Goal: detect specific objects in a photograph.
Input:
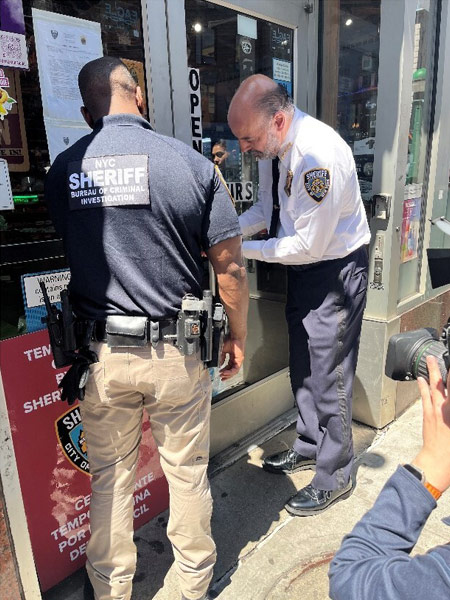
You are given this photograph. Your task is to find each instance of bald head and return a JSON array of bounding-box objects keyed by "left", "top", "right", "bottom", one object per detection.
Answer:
[
  {"left": 229, "top": 75, "right": 293, "bottom": 122},
  {"left": 228, "top": 75, "right": 294, "bottom": 159},
  {"left": 78, "top": 56, "right": 143, "bottom": 125}
]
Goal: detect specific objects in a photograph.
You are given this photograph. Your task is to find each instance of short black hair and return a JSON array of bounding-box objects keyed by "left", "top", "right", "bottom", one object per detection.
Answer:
[
  {"left": 78, "top": 56, "right": 136, "bottom": 117},
  {"left": 212, "top": 139, "right": 228, "bottom": 149}
]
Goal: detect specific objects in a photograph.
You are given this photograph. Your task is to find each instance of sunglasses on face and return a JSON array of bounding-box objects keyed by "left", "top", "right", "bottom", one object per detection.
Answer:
[{"left": 212, "top": 151, "right": 226, "bottom": 158}]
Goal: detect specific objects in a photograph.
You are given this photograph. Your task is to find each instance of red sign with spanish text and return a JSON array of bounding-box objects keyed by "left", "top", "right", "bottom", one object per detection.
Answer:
[{"left": 0, "top": 330, "right": 169, "bottom": 591}]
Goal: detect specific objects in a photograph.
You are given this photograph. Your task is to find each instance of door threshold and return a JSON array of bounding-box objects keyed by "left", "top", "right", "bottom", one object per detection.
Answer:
[{"left": 209, "top": 407, "right": 297, "bottom": 478}]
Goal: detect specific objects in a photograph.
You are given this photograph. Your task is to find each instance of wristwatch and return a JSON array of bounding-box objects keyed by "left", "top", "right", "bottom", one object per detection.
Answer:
[{"left": 403, "top": 463, "right": 442, "bottom": 500}]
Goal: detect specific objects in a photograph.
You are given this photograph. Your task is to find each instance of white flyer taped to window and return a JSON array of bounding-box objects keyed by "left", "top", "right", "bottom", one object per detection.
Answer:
[
  {"left": 32, "top": 9, "right": 103, "bottom": 122},
  {"left": 0, "top": 158, "right": 14, "bottom": 210}
]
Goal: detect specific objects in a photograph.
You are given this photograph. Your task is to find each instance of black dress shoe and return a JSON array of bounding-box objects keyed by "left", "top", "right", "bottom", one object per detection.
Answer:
[
  {"left": 285, "top": 480, "right": 353, "bottom": 516},
  {"left": 263, "top": 448, "right": 316, "bottom": 474}
]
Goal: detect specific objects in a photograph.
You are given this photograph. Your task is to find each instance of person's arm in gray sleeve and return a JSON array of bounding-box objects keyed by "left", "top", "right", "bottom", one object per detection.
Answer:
[
  {"left": 329, "top": 466, "right": 450, "bottom": 600},
  {"left": 207, "top": 236, "right": 248, "bottom": 381},
  {"left": 329, "top": 355, "right": 450, "bottom": 600}
]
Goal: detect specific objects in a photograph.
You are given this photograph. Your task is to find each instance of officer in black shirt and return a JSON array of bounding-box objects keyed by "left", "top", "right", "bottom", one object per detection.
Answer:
[{"left": 45, "top": 56, "right": 248, "bottom": 600}]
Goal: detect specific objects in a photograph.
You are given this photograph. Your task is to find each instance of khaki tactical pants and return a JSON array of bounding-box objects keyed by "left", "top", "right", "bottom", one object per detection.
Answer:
[{"left": 80, "top": 342, "right": 216, "bottom": 600}]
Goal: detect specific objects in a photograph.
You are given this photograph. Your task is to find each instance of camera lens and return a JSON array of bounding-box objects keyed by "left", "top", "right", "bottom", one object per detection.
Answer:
[
  {"left": 411, "top": 338, "right": 447, "bottom": 382},
  {"left": 385, "top": 328, "right": 448, "bottom": 383}
]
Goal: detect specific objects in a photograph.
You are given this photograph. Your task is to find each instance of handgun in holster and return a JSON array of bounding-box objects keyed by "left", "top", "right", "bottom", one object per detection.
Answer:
[
  {"left": 40, "top": 282, "right": 97, "bottom": 405},
  {"left": 174, "top": 291, "right": 227, "bottom": 368},
  {"left": 40, "top": 281, "right": 77, "bottom": 367}
]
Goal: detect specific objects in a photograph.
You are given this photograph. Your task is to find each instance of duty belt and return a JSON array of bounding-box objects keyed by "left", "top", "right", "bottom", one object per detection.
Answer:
[{"left": 91, "top": 316, "right": 178, "bottom": 348}]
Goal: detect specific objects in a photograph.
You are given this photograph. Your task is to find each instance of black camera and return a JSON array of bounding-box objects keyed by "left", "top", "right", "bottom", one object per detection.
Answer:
[
  {"left": 385, "top": 320, "right": 449, "bottom": 383},
  {"left": 384, "top": 232, "right": 450, "bottom": 384}
]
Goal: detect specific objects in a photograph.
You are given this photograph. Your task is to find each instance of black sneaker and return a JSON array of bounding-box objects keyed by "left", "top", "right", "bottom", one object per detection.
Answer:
[
  {"left": 285, "top": 480, "right": 353, "bottom": 516},
  {"left": 263, "top": 448, "right": 316, "bottom": 474}
]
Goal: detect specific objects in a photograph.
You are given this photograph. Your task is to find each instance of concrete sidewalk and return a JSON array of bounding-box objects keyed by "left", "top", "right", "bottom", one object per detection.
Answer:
[{"left": 44, "top": 399, "right": 450, "bottom": 600}]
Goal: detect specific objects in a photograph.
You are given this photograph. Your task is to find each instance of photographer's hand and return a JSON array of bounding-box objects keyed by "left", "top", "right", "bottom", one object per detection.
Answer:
[{"left": 412, "top": 355, "right": 450, "bottom": 494}]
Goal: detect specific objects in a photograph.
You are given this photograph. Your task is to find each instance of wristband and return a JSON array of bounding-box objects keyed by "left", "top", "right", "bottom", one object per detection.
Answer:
[{"left": 424, "top": 481, "right": 442, "bottom": 500}]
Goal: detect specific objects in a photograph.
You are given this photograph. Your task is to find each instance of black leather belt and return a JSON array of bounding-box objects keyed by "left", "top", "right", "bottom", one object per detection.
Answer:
[
  {"left": 92, "top": 316, "right": 178, "bottom": 347},
  {"left": 288, "top": 262, "right": 322, "bottom": 272},
  {"left": 288, "top": 248, "right": 368, "bottom": 273}
]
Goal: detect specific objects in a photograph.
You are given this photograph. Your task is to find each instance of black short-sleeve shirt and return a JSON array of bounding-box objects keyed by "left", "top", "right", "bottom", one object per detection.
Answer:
[{"left": 45, "top": 114, "right": 241, "bottom": 319}]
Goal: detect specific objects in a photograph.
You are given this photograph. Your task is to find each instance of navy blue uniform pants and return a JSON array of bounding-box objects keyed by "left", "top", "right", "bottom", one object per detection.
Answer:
[{"left": 286, "top": 246, "right": 368, "bottom": 491}]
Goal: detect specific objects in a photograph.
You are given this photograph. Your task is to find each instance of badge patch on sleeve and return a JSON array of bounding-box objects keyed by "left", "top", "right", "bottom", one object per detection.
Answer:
[
  {"left": 215, "top": 164, "right": 234, "bottom": 205},
  {"left": 67, "top": 154, "right": 149, "bottom": 210},
  {"left": 304, "top": 168, "right": 330, "bottom": 203}
]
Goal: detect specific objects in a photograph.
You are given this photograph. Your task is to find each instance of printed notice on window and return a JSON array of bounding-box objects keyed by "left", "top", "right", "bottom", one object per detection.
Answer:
[
  {"left": 32, "top": 9, "right": 103, "bottom": 122},
  {"left": 273, "top": 58, "right": 291, "bottom": 82},
  {"left": 273, "top": 58, "right": 292, "bottom": 96},
  {"left": 400, "top": 185, "right": 422, "bottom": 264},
  {"left": 45, "top": 120, "right": 90, "bottom": 164},
  {"left": 0, "top": 158, "right": 14, "bottom": 210}
]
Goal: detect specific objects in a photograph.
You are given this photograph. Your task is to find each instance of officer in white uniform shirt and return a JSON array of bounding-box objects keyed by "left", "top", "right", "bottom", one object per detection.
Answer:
[{"left": 228, "top": 74, "right": 371, "bottom": 516}]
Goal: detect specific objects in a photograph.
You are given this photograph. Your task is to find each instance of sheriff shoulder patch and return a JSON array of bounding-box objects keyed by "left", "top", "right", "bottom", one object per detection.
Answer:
[
  {"left": 215, "top": 164, "right": 234, "bottom": 205},
  {"left": 304, "top": 168, "right": 331, "bottom": 203}
]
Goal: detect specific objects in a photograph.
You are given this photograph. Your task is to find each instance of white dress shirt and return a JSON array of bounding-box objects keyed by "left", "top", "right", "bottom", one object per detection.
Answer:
[{"left": 239, "top": 108, "right": 371, "bottom": 264}]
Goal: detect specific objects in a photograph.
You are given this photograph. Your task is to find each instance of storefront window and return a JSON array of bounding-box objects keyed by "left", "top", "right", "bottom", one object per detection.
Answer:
[
  {"left": 185, "top": 0, "right": 294, "bottom": 387},
  {"left": 319, "top": 0, "right": 380, "bottom": 208},
  {"left": 398, "top": 0, "right": 437, "bottom": 301},
  {"left": 0, "top": 0, "right": 147, "bottom": 340}
]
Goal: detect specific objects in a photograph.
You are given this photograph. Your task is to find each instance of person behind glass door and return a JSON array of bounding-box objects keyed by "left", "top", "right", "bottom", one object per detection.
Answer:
[
  {"left": 329, "top": 355, "right": 450, "bottom": 599},
  {"left": 45, "top": 56, "right": 248, "bottom": 600},
  {"left": 228, "top": 74, "right": 370, "bottom": 517},
  {"left": 211, "top": 139, "right": 230, "bottom": 170},
  {"left": 210, "top": 139, "right": 241, "bottom": 204}
]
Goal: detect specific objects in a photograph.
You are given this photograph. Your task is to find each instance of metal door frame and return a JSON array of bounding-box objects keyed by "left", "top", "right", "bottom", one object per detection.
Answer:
[
  {"left": 366, "top": 0, "right": 440, "bottom": 320},
  {"left": 353, "top": 0, "right": 450, "bottom": 427},
  {"left": 144, "top": 0, "right": 319, "bottom": 136}
]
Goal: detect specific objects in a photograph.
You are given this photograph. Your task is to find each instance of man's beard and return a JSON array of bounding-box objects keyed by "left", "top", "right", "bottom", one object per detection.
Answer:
[{"left": 251, "top": 129, "right": 280, "bottom": 160}]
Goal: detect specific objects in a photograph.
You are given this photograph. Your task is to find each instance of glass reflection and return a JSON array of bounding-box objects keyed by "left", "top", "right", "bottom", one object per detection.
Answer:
[{"left": 398, "top": 0, "right": 437, "bottom": 300}]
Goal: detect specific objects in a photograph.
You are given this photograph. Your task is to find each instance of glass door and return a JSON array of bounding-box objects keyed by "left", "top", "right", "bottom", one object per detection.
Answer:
[
  {"left": 183, "top": 0, "right": 301, "bottom": 397},
  {"left": 319, "top": 0, "right": 381, "bottom": 216}
]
